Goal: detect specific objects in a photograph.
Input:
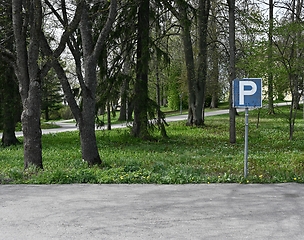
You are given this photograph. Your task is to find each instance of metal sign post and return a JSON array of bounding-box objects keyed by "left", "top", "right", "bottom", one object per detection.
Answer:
[
  {"left": 244, "top": 108, "right": 249, "bottom": 178},
  {"left": 233, "top": 78, "right": 262, "bottom": 178}
]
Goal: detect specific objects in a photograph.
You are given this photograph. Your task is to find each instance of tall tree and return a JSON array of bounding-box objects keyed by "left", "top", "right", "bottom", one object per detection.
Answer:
[
  {"left": 12, "top": 0, "right": 44, "bottom": 168},
  {"left": 268, "top": 0, "right": 275, "bottom": 114},
  {"left": 274, "top": 0, "right": 304, "bottom": 140},
  {"left": 0, "top": 1, "right": 20, "bottom": 146},
  {"left": 118, "top": 54, "right": 132, "bottom": 122},
  {"left": 41, "top": 69, "right": 63, "bottom": 121},
  {"left": 207, "top": 0, "right": 221, "bottom": 109},
  {"left": 163, "top": 0, "right": 210, "bottom": 127},
  {"left": 43, "top": 0, "right": 117, "bottom": 165},
  {"left": 131, "top": 0, "right": 150, "bottom": 138},
  {"left": 227, "top": 0, "right": 236, "bottom": 144},
  {"left": 6, "top": 0, "right": 84, "bottom": 169},
  {"left": 110, "top": 1, "right": 137, "bottom": 122},
  {"left": 197, "top": 0, "right": 211, "bottom": 124},
  {"left": 175, "top": 0, "right": 198, "bottom": 126},
  {"left": 0, "top": 64, "right": 21, "bottom": 146}
]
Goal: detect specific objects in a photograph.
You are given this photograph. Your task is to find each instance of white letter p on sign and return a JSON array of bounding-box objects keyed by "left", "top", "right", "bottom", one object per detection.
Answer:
[{"left": 239, "top": 81, "right": 257, "bottom": 105}]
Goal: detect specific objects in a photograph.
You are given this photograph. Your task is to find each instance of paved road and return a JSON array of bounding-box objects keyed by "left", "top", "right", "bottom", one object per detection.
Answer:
[
  {"left": 0, "top": 102, "right": 292, "bottom": 138},
  {"left": 4, "top": 109, "right": 234, "bottom": 138},
  {"left": 1, "top": 183, "right": 303, "bottom": 240},
  {"left": 6, "top": 102, "right": 292, "bottom": 138}
]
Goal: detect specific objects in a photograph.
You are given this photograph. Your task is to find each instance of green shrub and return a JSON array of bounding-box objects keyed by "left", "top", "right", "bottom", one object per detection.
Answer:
[{"left": 58, "top": 105, "right": 74, "bottom": 120}]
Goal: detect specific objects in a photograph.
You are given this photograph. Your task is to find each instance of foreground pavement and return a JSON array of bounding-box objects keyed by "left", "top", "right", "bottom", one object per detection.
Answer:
[{"left": 1, "top": 183, "right": 304, "bottom": 239}]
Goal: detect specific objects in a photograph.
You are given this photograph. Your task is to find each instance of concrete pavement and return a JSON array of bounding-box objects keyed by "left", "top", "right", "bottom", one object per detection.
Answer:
[{"left": 1, "top": 183, "right": 304, "bottom": 239}]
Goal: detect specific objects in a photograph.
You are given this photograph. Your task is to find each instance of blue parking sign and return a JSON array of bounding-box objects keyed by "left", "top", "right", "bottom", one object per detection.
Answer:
[{"left": 233, "top": 78, "right": 262, "bottom": 108}]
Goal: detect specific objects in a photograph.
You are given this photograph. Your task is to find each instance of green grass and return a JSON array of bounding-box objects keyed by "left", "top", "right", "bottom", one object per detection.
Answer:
[{"left": 1, "top": 105, "right": 304, "bottom": 184}]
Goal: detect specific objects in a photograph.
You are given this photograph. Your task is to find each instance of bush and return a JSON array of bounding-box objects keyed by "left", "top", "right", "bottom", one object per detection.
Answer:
[
  {"left": 48, "top": 110, "right": 61, "bottom": 120},
  {"left": 58, "top": 106, "right": 74, "bottom": 120}
]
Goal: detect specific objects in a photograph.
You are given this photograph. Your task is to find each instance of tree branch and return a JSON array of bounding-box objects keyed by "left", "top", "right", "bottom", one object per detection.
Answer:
[
  {"left": 92, "top": 0, "right": 117, "bottom": 61},
  {"left": 44, "top": 0, "right": 84, "bottom": 58},
  {"left": 40, "top": 32, "right": 81, "bottom": 121},
  {"left": 0, "top": 46, "right": 16, "bottom": 67}
]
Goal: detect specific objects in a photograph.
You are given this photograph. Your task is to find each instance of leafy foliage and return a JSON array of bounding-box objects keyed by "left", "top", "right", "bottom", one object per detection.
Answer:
[{"left": 41, "top": 69, "right": 64, "bottom": 121}]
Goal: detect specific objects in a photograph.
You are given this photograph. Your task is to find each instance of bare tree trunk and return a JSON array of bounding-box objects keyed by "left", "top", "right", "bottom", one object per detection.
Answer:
[
  {"left": 0, "top": 4, "right": 20, "bottom": 147},
  {"left": 44, "top": 0, "right": 117, "bottom": 166},
  {"left": 79, "top": 91, "right": 101, "bottom": 165},
  {"left": 132, "top": 0, "right": 150, "bottom": 138},
  {"left": 196, "top": 0, "right": 211, "bottom": 125},
  {"left": 107, "top": 101, "right": 111, "bottom": 130},
  {"left": 228, "top": 0, "right": 236, "bottom": 144},
  {"left": 78, "top": 4, "right": 102, "bottom": 165},
  {"left": 12, "top": 0, "right": 43, "bottom": 169},
  {"left": 268, "top": 0, "right": 275, "bottom": 114},
  {"left": 209, "top": 47, "right": 220, "bottom": 109},
  {"left": 287, "top": 0, "right": 303, "bottom": 140},
  {"left": 118, "top": 51, "right": 131, "bottom": 121},
  {"left": 164, "top": 1, "right": 209, "bottom": 127},
  {"left": 209, "top": 1, "right": 220, "bottom": 109},
  {"left": 1, "top": 66, "right": 20, "bottom": 146},
  {"left": 175, "top": 2, "right": 197, "bottom": 126},
  {"left": 118, "top": 78, "right": 129, "bottom": 121}
]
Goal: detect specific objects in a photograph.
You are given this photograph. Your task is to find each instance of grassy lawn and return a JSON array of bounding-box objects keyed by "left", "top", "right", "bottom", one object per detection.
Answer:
[{"left": 1, "top": 105, "right": 304, "bottom": 184}]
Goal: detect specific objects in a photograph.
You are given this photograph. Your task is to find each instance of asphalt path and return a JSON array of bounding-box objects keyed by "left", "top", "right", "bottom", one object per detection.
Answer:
[
  {"left": 1, "top": 101, "right": 294, "bottom": 138},
  {"left": 4, "top": 102, "right": 292, "bottom": 138},
  {"left": 0, "top": 101, "right": 293, "bottom": 140},
  {"left": 1, "top": 183, "right": 304, "bottom": 239},
  {"left": 5, "top": 108, "right": 235, "bottom": 138}
]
